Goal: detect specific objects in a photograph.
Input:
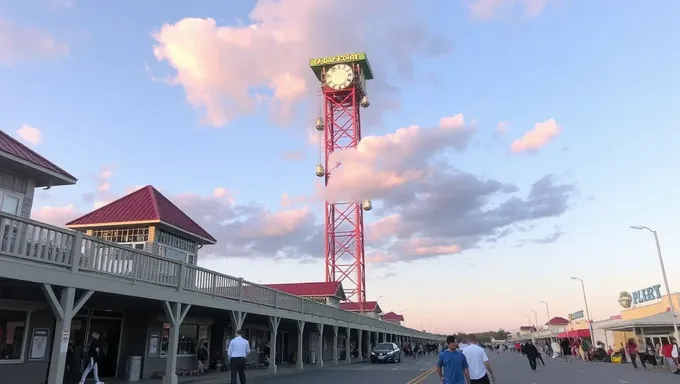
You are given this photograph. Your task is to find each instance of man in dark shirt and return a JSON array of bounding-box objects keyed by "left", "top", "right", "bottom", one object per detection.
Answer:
[
  {"left": 80, "top": 332, "right": 103, "bottom": 384},
  {"left": 437, "top": 335, "right": 470, "bottom": 384},
  {"left": 524, "top": 341, "right": 540, "bottom": 371}
]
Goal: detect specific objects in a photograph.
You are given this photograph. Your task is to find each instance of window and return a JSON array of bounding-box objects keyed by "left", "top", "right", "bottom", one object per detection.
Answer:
[
  {"left": 0, "top": 190, "right": 21, "bottom": 216},
  {"left": 157, "top": 230, "right": 197, "bottom": 254},
  {"left": 0, "top": 310, "right": 27, "bottom": 361},
  {"left": 159, "top": 323, "right": 207, "bottom": 356},
  {"left": 91, "top": 227, "right": 149, "bottom": 243}
]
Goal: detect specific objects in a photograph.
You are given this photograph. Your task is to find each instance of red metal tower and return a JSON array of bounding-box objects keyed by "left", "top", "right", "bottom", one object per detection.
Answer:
[{"left": 310, "top": 53, "right": 373, "bottom": 303}]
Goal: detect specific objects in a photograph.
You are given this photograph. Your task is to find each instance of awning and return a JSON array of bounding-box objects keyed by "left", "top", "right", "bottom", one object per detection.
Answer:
[
  {"left": 558, "top": 329, "right": 591, "bottom": 338},
  {"left": 598, "top": 311, "right": 676, "bottom": 331}
]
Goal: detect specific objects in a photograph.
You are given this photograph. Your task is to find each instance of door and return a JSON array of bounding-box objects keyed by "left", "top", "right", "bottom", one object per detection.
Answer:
[{"left": 88, "top": 318, "right": 122, "bottom": 377}]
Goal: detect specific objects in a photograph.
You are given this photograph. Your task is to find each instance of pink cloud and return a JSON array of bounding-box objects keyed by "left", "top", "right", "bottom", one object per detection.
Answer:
[
  {"left": 150, "top": 0, "right": 452, "bottom": 127},
  {"left": 469, "top": 0, "right": 551, "bottom": 20},
  {"left": 16, "top": 125, "right": 42, "bottom": 146},
  {"left": 31, "top": 204, "right": 80, "bottom": 227},
  {"left": 0, "top": 17, "right": 68, "bottom": 66},
  {"left": 324, "top": 113, "right": 475, "bottom": 202},
  {"left": 510, "top": 118, "right": 561, "bottom": 153}
]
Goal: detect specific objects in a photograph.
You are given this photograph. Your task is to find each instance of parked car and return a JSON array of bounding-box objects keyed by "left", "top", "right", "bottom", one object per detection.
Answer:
[{"left": 370, "top": 342, "right": 401, "bottom": 363}]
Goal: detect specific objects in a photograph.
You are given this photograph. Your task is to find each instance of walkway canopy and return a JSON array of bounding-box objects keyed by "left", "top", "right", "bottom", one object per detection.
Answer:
[{"left": 598, "top": 311, "right": 676, "bottom": 331}]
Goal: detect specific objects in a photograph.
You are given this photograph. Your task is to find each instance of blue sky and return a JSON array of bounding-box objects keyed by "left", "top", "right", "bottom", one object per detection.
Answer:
[{"left": 1, "top": 0, "right": 679, "bottom": 332}]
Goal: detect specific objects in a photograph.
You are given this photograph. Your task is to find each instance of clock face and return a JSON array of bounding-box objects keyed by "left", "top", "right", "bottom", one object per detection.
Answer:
[{"left": 325, "top": 64, "right": 354, "bottom": 90}]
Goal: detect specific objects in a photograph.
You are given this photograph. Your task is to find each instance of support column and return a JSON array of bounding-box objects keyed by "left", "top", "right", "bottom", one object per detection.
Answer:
[
  {"left": 43, "top": 285, "right": 94, "bottom": 384},
  {"left": 316, "top": 323, "right": 324, "bottom": 367},
  {"left": 358, "top": 329, "right": 363, "bottom": 360},
  {"left": 229, "top": 310, "right": 247, "bottom": 337},
  {"left": 162, "top": 301, "right": 191, "bottom": 384},
  {"left": 345, "top": 327, "right": 351, "bottom": 363},
  {"left": 268, "top": 316, "right": 280, "bottom": 373},
  {"left": 296, "top": 320, "right": 305, "bottom": 370},
  {"left": 332, "top": 325, "right": 339, "bottom": 364}
]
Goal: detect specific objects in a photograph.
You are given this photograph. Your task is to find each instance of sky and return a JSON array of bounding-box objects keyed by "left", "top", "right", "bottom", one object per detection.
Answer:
[{"left": 1, "top": 0, "right": 679, "bottom": 334}]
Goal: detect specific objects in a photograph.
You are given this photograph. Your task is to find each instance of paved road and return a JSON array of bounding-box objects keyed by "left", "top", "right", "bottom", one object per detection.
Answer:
[
  {"left": 252, "top": 351, "right": 680, "bottom": 384},
  {"left": 251, "top": 355, "right": 439, "bottom": 384}
]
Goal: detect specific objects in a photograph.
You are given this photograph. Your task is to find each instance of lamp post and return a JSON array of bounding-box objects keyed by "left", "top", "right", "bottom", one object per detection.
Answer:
[
  {"left": 526, "top": 314, "right": 535, "bottom": 343},
  {"left": 630, "top": 226, "right": 680, "bottom": 342},
  {"left": 540, "top": 301, "right": 553, "bottom": 342},
  {"left": 570, "top": 277, "right": 595, "bottom": 342}
]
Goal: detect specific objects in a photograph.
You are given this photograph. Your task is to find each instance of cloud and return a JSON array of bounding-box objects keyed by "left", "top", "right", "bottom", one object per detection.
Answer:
[
  {"left": 0, "top": 17, "right": 68, "bottom": 66},
  {"left": 497, "top": 121, "right": 509, "bottom": 133},
  {"left": 16, "top": 125, "right": 42, "bottom": 146},
  {"left": 468, "top": 0, "right": 551, "bottom": 20},
  {"left": 282, "top": 150, "right": 305, "bottom": 161},
  {"left": 510, "top": 118, "right": 561, "bottom": 153},
  {"left": 150, "top": 0, "right": 452, "bottom": 126},
  {"left": 31, "top": 204, "right": 80, "bottom": 227}
]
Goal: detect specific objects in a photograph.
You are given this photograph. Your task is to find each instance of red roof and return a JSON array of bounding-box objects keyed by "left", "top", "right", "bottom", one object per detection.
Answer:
[
  {"left": 558, "top": 329, "right": 591, "bottom": 338},
  {"left": 265, "top": 282, "right": 346, "bottom": 299},
  {"left": 66, "top": 185, "right": 216, "bottom": 243},
  {"left": 339, "top": 301, "right": 381, "bottom": 313},
  {"left": 546, "top": 316, "right": 570, "bottom": 326},
  {"left": 381, "top": 311, "right": 404, "bottom": 321},
  {"left": 0, "top": 130, "right": 76, "bottom": 184}
]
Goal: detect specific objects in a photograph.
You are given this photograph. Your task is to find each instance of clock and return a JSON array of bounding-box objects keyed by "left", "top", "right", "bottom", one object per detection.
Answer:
[{"left": 325, "top": 64, "right": 354, "bottom": 90}]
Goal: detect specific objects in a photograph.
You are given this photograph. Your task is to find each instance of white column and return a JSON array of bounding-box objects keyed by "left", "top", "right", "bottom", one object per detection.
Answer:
[
  {"left": 43, "top": 285, "right": 93, "bottom": 384},
  {"left": 268, "top": 316, "right": 280, "bottom": 373},
  {"left": 316, "top": 323, "right": 324, "bottom": 367},
  {"left": 296, "top": 320, "right": 305, "bottom": 370},
  {"left": 229, "top": 310, "right": 247, "bottom": 337},
  {"left": 162, "top": 301, "right": 191, "bottom": 384},
  {"left": 332, "top": 325, "right": 339, "bottom": 364}
]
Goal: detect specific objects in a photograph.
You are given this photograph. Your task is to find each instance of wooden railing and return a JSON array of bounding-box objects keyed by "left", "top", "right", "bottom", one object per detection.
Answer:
[{"left": 0, "top": 213, "right": 441, "bottom": 339}]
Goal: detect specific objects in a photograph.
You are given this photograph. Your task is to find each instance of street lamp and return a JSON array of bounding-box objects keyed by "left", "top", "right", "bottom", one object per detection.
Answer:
[
  {"left": 540, "top": 301, "right": 554, "bottom": 342},
  {"left": 630, "top": 225, "right": 680, "bottom": 342},
  {"left": 525, "top": 314, "right": 535, "bottom": 343},
  {"left": 570, "top": 277, "right": 595, "bottom": 342}
]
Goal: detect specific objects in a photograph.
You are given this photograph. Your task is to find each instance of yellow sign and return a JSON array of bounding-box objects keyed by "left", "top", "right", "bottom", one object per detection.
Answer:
[{"left": 309, "top": 52, "right": 366, "bottom": 67}]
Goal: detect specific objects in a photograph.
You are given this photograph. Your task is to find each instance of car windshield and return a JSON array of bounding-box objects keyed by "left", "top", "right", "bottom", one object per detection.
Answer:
[{"left": 374, "top": 343, "right": 393, "bottom": 350}]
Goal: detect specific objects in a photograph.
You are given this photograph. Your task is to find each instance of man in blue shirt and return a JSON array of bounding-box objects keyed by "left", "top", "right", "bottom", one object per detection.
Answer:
[{"left": 437, "top": 335, "right": 470, "bottom": 384}]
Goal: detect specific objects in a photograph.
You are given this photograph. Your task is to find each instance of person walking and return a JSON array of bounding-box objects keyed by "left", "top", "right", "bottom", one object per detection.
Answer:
[
  {"left": 462, "top": 335, "right": 495, "bottom": 384},
  {"left": 524, "top": 341, "right": 540, "bottom": 371},
  {"left": 79, "top": 332, "right": 103, "bottom": 384},
  {"left": 626, "top": 338, "right": 646, "bottom": 370},
  {"left": 227, "top": 329, "right": 250, "bottom": 384},
  {"left": 436, "top": 335, "right": 470, "bottom": 384}
]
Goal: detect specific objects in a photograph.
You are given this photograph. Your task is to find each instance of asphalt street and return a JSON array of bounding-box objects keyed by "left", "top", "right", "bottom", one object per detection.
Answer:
[{"left": 251, "top": 351, "right": 680, "bottom": 384}]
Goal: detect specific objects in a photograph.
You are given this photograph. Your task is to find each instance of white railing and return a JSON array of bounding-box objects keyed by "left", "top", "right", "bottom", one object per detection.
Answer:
[{"left": 0, "top": 213, "right": 442, "bottom": 340}]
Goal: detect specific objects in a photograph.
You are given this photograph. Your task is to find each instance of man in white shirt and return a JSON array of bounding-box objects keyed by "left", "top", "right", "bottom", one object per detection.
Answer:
[
  {"left": 462, "top": 335, "right": 495, "bottom": 384},
  {"left": 227, "top": 329, "right": 251, "bottom": 384}
]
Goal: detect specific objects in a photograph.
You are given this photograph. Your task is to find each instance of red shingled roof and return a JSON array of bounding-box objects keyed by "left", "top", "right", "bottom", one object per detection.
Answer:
[
  {"left": 381, "top": 311, "right": 404, "bottom": 321},
  {"left": 66, "top": 185, "right": 216, "bottom": 243},
  {"left": 545, "top": 316, "right": 570, "bottom": 326},
  {"left": 0, "top": 130, "right": 76, "bottom": 183},
  {"left": 265, "top": 282, "right": 346, "bottom": 300},
  {"left": 339, "top": 301, "right": 381, "bottom": 313}
]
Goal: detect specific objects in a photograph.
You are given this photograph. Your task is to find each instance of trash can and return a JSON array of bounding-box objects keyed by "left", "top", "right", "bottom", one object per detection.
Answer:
[{"left": 125, "top": 356, "right": 142, "bottom": 381}]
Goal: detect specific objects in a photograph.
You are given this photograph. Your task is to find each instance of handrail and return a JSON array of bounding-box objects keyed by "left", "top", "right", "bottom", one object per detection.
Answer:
[{"left": 0, "top": 212, "right": 442, "bottom": 340}]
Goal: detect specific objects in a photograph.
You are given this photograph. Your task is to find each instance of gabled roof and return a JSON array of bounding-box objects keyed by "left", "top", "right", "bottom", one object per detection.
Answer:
[
  {"left": 265, "top": 282, "right": 346, "bottom": 300},
  {"left": 66, "top": 185, "right": 216, "bottom": 244},
  {"left": 381, "top": 311, "right": 404, "bottom": 321},
  {"left": 545, "top": 316, "right": 570, "bottom": 326},
  {"left": 339, "top": 301, "right": 381, "bottom": 313},
  {"left": 0, "top": 130, "right": 76, "bottom": 186}
]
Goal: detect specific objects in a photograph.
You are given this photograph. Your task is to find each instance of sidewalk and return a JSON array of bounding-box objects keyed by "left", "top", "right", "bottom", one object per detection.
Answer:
[{"left": 108, "top": 359, "right": 368, "bottom": 383}]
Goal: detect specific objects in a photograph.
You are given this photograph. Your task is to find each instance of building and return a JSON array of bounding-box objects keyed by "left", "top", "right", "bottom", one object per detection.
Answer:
[
  {"left": 381, "top": 312, "right": 404, "bottom": 325},
  {"left": 0, "top": 134, "right": 442, "bottom": 384},
  {"left": 264, "top": 282, "right": 346, "bottom": 307},
  {"left": 594, "top": 284, "right": 680, "bottom": 349},
  {"left": 339, "top": 301, "right": 382, "bottom": 319}
]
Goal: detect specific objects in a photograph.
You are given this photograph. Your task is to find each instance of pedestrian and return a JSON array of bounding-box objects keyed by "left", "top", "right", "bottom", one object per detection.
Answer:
[
  {"left": 227, "top": 329, "right": 250, "bottom": 384},
  {"left": 462, "top": 335, "right": 496, "bottom": 383},
  {"left": 662, "top": 338, "right": 680, "bottom": 374},
  {"left": 626, "top": 338, "right": 646, "bottom": 370},
  {"left": 436, "top": 336, "right": 470, "bottom": 384},
  {"left": 197, "top": 339, "right": 209, "bottom": 375},
  {"left": 79, "top": 332, "right": 104, "bottom": 384},
  {"left": 524, "top": 341, "right": 540, "bottom": 371}
]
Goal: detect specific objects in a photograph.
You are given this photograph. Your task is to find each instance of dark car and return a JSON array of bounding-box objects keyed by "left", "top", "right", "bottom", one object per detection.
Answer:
[{"left": 370, "top": 342, "right": 401, "bottom": 363}]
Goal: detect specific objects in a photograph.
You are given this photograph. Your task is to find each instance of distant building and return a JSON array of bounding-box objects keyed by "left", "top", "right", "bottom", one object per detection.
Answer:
[
  {"left": 381, "top": 311, "right": 405, "bottom": 325},
  {"left": 265, "top": 282, "right": 346, "bottom": 307},
  {"left": 339, "top": 301, "right": 382, "bottom": 319}
]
